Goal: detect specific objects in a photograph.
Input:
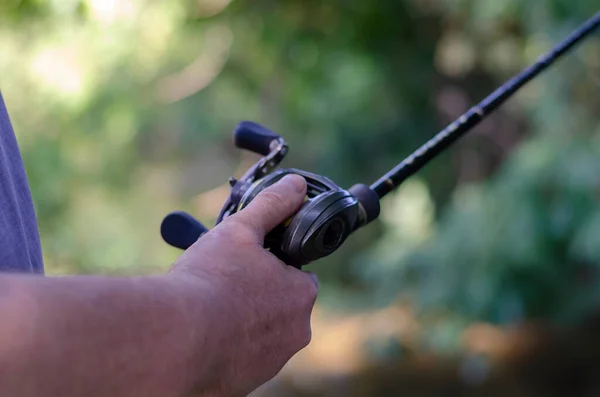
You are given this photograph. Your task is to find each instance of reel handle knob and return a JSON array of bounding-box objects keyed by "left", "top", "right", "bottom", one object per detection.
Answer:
[
  {"left": 234, "top": 121, "right": 282, "bottom": 156},
  {"left": 161, "top": 211, "right": 208, "bottom": 250}
]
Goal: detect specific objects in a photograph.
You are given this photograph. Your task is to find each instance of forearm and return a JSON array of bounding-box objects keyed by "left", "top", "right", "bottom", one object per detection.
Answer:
[{"left": 0, "top": 274, "right": 220, "bottom": 397}]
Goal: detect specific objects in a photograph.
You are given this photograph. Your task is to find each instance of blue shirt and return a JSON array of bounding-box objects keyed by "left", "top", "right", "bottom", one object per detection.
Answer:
[{"left": 0, "top": 93, "right": 44, "bottom": 274}]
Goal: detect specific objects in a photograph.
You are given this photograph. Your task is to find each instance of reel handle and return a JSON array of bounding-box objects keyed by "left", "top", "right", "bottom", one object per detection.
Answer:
[
  {"left": 161, "top": 211, "right": 208, "bottom": 250},
  {"left": 234, "top": 121, "right": 282, "bottom": 155}
]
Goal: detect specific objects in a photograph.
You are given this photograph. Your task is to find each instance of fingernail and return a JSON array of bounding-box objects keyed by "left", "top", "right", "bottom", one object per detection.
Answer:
[{"left": 279, "top": 174, "right": 306, "bottom": 193}]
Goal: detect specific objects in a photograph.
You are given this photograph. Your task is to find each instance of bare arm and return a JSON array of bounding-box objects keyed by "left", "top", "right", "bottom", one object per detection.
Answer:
[
  {"left": 0, "top": 174, "right": 317, "bottom": 397},
  {"left": 0, "top": 274, "right": 218, "bottom": 397}
]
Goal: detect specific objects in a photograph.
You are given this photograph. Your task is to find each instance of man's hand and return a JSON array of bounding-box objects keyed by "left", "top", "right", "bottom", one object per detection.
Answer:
[
  {"left": 0, "top": 174, "right": 317, "bottom": 397},
  {"left": 170, "top": 174, "right": 318, "bottom": 397}
]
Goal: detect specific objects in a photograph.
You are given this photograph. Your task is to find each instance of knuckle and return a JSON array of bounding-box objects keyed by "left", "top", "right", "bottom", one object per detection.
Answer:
[
  {"left": 223, "top": 216, "right": 260, "bottom": 242},
  {"left": 286, "top": 270, "right": 318, "bottom": 307},
  {"left": 304, "top": 326, "right": 313, "bottom": 347},
  {"left": 307, "top": 287, "right": 318, "bottom": 306},
  {"left": 301, "top": 275, "right": 319, "bottom": 302},
  {"left": 260, "top": 189, "right": 290, "bottom": 210},
  {"left": 297, "top": 324, "right": 312, "bottom": 350}
]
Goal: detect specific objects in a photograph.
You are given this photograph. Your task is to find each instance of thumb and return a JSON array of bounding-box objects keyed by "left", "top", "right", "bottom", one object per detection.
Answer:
[{"left": 234, "top": 174, "right": 307, "bottom": 241}]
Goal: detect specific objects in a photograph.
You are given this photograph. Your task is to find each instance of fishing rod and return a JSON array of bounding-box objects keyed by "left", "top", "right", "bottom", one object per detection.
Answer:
[{"left": 161, "top": 11, "right": 600, "bottom": 269}]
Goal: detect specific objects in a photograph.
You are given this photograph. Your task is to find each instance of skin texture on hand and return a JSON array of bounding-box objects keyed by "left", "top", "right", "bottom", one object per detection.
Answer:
[
  {"left": 172, "top": 173, "right": 319, "bottom": 397},
  {"left": 0, "top": 174, "right": 318, "bottom": 397}
]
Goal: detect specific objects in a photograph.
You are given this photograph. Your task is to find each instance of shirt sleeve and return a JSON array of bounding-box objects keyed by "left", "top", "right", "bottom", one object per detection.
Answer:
[{"left": 0, "top": 92, "right": 44, "bottom": 274}]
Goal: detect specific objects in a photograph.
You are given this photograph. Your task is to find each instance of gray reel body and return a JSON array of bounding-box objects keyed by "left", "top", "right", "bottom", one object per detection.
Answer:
[{"left": 161, "top": 122, "right": 380, "bottom": 268}]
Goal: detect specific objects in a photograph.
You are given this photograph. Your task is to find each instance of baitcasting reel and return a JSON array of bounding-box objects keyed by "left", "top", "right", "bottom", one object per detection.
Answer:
[
  {"left": 160, "top": 12, "right": 600, "bottom": 268},
  {"left": 161, "top": 121, "right": 381, "bottom": 268}
]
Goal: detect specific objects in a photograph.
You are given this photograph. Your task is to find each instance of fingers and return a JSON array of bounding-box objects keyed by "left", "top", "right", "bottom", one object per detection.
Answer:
[
  {"left": 303, "top": 271, "right": 319, "bottom": 292},
  {"left": 233, "top": 174, "right": 307, "bottom": 242},
  {"left": 287, "top": 268, "right": 319, "bottom": 313},
  {"left": 290, "top": 270, "right": 319, "bottom": 351}
]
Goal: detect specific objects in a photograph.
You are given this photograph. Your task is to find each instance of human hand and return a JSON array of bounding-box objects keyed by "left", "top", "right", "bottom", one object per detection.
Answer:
[{"left": 170, "top": 174, "right": 318, "bottom": 397}]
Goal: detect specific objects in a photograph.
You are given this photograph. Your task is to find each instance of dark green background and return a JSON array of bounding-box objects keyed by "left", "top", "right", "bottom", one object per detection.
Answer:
[{"left": 1, "top": 1, "right": 599, "bottom": 395}]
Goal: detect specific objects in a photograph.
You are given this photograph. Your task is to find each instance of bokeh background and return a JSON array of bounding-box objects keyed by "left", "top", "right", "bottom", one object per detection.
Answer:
[{"left": 2, "top": 0, "right": 600, "bottom": 396}]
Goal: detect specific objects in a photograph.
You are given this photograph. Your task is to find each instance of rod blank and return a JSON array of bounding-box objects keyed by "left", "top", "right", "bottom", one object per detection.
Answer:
[{"left": 371, "top": 11, "right": 600, "bottom": 199}]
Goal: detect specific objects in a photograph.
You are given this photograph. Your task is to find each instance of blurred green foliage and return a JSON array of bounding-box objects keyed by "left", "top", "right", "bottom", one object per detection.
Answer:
[{"left": 1, "top": 0, "right": 599, "bottom": 356}]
